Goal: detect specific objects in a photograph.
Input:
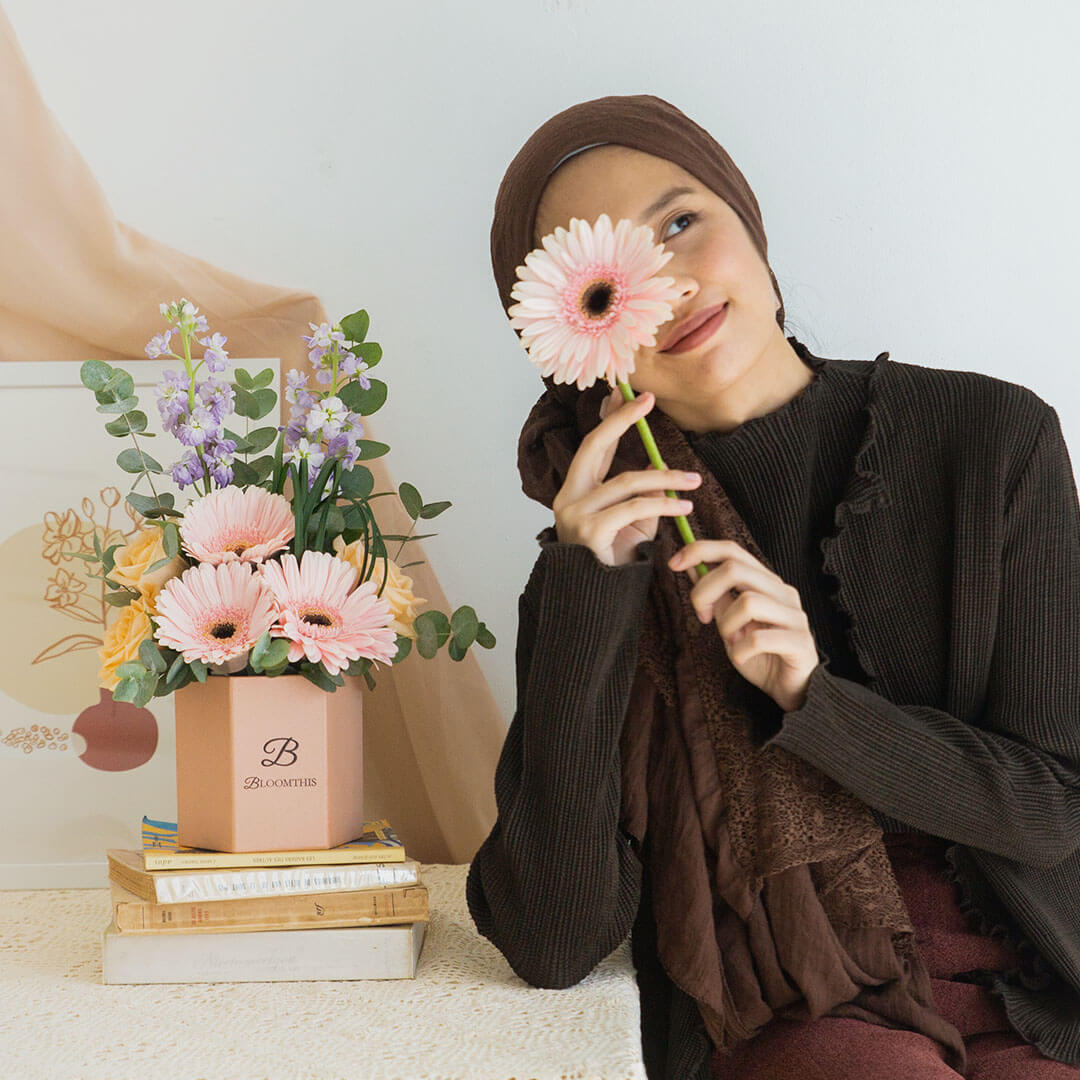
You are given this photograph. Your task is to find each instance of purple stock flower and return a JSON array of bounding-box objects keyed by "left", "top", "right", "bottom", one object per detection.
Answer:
[
  {"left": 199, "top": 377, "right": 235, "bottom": 424},
  {"left": 177, "top": 405, "right": 217, "bottom": 447},
  {"left": 170, "top": 451, "right": 204, "bottom": 489},
  {"left": 145, "top": 328, "right": 176, "bottom": 359},
  {"left": 155, "top": 369, "right": 189, "bottom": 432},
  {"left": 284, "top": 370, "right": 316, "bottom": 409},
  {"left": 198, "top": 332, "right": 229, "bottom": 373}
]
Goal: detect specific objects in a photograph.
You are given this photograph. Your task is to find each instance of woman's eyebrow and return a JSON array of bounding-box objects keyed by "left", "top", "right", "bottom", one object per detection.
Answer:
[{"left": 639, "top": 185, "right": 697, "bottom": 221}]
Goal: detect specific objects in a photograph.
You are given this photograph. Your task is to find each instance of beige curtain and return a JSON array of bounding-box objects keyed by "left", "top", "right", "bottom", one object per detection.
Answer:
[{"left": 0, "top": 5, "right": 502, "bottom": 865}]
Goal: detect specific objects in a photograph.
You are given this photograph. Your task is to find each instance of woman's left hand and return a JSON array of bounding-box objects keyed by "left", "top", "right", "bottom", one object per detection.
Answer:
[{"left": 668, "top": 539, "right": 821, "bottom": 713}]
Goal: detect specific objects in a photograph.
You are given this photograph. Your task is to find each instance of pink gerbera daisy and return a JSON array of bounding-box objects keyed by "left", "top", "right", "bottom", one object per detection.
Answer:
[
  {"left": 259, "top": 551, "right": 397, "bottom": 676},
  {"left": 153, "top": 560, "right": 277, "bottom": 666},
  {"left": 507, "top": 212, "right": 680, "bottom": 390},
  {"left": 180, "top": 485, "right": 294, "bottom": 565}
]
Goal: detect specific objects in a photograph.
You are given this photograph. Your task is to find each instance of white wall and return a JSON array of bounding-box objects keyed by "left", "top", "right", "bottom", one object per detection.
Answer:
[{"left": 6, "top": 0, "right": 1078, "bottom": 725}]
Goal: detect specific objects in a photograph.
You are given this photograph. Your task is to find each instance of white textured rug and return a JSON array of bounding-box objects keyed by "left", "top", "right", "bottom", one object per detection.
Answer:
[{"left": 0, "top": 863, "right": 647, "bottom": 1080}]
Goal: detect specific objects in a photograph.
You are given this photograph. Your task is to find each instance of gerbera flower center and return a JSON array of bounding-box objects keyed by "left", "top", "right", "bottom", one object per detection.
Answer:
[
  {"left": 582, "top": 280, "right": 615, "bottom": 318},
  {"left": 210, "top": 621, "right": 237, "bottom": 639},
  {"left": 300, "top": 608, "right": 337, "bottom": 629},
  {"left": 224, "top": 542, "right": 250, "bottom": 555}
]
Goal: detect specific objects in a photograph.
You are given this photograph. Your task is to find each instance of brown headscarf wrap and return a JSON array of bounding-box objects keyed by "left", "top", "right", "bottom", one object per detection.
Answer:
[{"left": 496, "top": 95, "right": 966, "bottom": 1072}]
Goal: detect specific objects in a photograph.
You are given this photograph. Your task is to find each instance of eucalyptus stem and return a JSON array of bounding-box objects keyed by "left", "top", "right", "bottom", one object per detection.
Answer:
[{"left": 616, "top": 379, "right": 708, "bottom": 580}]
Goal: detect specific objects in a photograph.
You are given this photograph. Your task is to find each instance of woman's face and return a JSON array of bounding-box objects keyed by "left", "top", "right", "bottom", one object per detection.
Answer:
[{"left": 532, "top": 145, "right": 796, "bottom": 432}]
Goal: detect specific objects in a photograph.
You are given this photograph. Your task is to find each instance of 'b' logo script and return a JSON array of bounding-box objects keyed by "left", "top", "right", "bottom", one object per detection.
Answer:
[{"left": 261, "top": 737, "right": 299, "bottom": 767}]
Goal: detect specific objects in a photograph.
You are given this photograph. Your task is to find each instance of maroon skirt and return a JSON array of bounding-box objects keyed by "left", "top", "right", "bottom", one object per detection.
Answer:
[{"left": 712, "top": 832, "right": 1078, "bottom": 1079}]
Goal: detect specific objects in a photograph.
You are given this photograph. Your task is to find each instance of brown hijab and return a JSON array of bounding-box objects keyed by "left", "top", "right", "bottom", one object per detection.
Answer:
[{"left": 496, "top": 94, "right": 966, "bottom": 1071}]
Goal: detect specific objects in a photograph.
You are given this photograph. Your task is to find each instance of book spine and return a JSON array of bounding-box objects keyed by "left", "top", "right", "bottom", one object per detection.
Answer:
[
  {"left": 114, "top": 885, "right": 429, "bottom": 933},
  {"left": 148, "top": 861, "right": 420, "bottom": 903},
  {"left": 142, "top": 847, "right": 405, "bottom": 871},
  {"left": 103, "top": 921, "right": 427, "bottom": 984}
]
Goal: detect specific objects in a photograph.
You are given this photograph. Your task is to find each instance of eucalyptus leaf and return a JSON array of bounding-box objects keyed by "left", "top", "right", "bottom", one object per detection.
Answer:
[
  {"left": 189, "top": 658, "right": 208, "bottom": 683},
  {"left": 419, "top": 500, "right": 452, "bottom": 519},
  {"left": 117, "top": 447, "right": 162, "bottom": 474},
  {"left": 167, "top": 653, "right": 186, "bottom": 682},
  {"left": 96, "top": 396, "right": 140, "bottom": 415},
  {"left": 104, "top": 590, "right": 137, "bottom": 607},
  {"left": 80, "top": 359, "right": 113, "bottom": 392},
  {"left": 340, "top": 309, "right": 369, "bottom": 343},
  {"left": 250, "top": 388, "right": 276, "bottom": 419},
  {"left": 101, "top": 370, "right": 135, "bottom": 400},
  {"left": 249, "top": 455, "right": 275, "bottom": 482},
  {"left": 353, "top": 341, "right": 381, "bottom": 368},
  {"left": 251, "top": 367, "right": 275, "bottom": 389},
  {"left": 234, "top": 368, "right": 255, "bottom": 389},
  {"left": 115, "top": 661, "right": 149, "bottom": 680},
  {"left": 339, "top": 467, "right": 374, "bottom": 500},
  {"left": 300, "top": 662, "right": 343, "bottom": 692},
  {"left": 450, "top": 605, "right": 479, "bottom": 648},
  {"left": 398, "top": 482, "right": 423, "bottom": 519},
  {"left": 162, "top": 522, "right": 180, "bottom": 557},
  {"left": 475, "top": 623, "right": 497, "bottom": 649},
  {"left": 102, "top": 544, "right": 121, "bottom": 574},
  {"left": 339, "top": 378, "right": 387, "bottom": 416},
  {"left": 113, "top": 677, "right": 141, "bottom": 704},
  {"left": 232, "top": 386, "right": 258, "bottom": 419},
  {"left": 138, "top": 639, "right": 167, "bottom": 674},
  {"left": 447, "top": 637, "right": 468, "bottom": 662},
  {"left": 243, "top": 426, "right": 279, "bottom": 453},
  {"left": 392, "top": 636, "right": 412, "bottom": 664},
  {"left": 230, "top": 460, "right": 259, "bottom": 486},
  {"left": 105, "top": 411, "right": 149, "bottom": 437},
  {"left": 145, "top": 556, "right": 172, "bottom": 574}
]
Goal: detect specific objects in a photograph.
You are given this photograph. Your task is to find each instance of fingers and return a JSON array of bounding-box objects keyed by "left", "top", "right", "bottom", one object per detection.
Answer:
[
  {"left": 574, "top": 467, "right": 701, "bottom": 517},
  {"left": 585, "top": 495, "right": 694, "bottom": 540},
  {"left": 691, "top": 563, "right": 805, "bottom": 626}
]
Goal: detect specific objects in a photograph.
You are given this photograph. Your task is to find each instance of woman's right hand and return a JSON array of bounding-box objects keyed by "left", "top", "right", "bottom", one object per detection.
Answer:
[{"left": 552, "top": 387, "right": 702, "bottom": 567}]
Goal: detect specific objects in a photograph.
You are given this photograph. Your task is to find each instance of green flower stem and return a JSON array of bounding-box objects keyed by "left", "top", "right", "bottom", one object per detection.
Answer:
[
  {"left": 616, "top": 379, "right": 708, "bottom": 580},
  {"left": 313, "top": 461, "right": 341, "bottom": 552},
  {"left": 181, "top": 325, "right": 212, "bottom": 495}
]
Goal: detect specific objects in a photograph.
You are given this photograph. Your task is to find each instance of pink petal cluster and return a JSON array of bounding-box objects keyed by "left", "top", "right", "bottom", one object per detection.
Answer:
[
  {"left": 259, "top": 551, "right": 397, "bottom": 676},
  {"left": 153, "top": 560, "right": 276, "bottom": 666},
  {"left": 507, "top": 213, "right": 681, "bottom": 390},
  {"left": 180, "top": 485, "right": 294, "bottom": 565}
]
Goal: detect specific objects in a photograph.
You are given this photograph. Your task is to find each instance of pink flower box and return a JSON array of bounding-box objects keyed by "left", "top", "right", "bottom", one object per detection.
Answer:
[{"left": 173, "top": 673, "right": 365, "bottom": 853}]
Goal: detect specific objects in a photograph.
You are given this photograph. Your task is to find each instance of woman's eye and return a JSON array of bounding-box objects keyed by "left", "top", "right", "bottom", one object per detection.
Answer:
[{"left": 662, "top": 212, "right": 695, "bottom": 241}]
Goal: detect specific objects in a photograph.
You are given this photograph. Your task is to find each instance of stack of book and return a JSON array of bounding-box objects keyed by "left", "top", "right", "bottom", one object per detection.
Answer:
[{"left": 102, "top": 816, "right": 427, "bottom": 985}]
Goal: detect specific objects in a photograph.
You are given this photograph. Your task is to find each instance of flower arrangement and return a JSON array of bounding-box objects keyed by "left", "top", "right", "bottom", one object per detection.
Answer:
[
  {"left": 78, "top": 299, "right": 494, "bottom": 707},
  {"left": 507, "top": 212, "right": 709, "bottom": 578}
]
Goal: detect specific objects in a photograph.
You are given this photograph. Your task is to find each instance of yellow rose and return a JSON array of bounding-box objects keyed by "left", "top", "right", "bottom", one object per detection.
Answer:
[
  {"left": 333, "top": 537, "right": 426, "bottom": 640},
  {"left": 98, "top": 598, "right": 155, "bottom": 691},
  {"left": 110, "top": 527, "right": 185, "bottom": 601}
]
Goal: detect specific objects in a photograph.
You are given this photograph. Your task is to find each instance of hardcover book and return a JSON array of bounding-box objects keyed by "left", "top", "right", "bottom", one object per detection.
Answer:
[
  {"left": 108, "top": 848, "right": 421, "bottom": 904},
  {"left": 139, "top": 815, "right": 405, "bottom": 870},
  {"left": 108, "top": 878, "right": 429, "bottom": 933},
  {"left": 102, "top": 919, "right": 427, "bottom": 984}
]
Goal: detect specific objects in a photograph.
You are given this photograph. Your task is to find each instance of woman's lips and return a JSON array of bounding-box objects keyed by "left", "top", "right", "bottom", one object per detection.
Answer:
[{"left": 662, "top": 302, "right": 729, "bottom": 354}]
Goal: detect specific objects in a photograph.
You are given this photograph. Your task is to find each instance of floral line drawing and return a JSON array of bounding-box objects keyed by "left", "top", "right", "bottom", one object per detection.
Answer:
[
  {"left": 32, "top": 486, "right": 144, "bottom": 665},
  {"left": 0, "top": 725, "right": 70, "bottom": 754}
]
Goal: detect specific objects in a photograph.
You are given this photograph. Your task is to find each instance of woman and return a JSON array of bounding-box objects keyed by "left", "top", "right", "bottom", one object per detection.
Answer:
[{"left": 466, "top": 94, "right": 1080, "bottom": 1079}]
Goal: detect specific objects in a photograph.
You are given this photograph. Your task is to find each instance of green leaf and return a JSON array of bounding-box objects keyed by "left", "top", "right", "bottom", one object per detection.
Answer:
[
  {"left": 340, "top": 309, "right": 369, "bottom": 344},
  {"left": 413, "top": 610, "right": 451, "bottom": 659},
  {"left": 91, "top": 525, "right": 103, "bottom": 561},
  {"left": 251, "top": 367, "right": 275, "bottom": 389},
  {"left": 104, "top": 590, "right": 137, "bottom": 607},
  {"left": 398, "top": 482, "right": 423, "bottom": 519},
  {"left": 250, "top": 388, "right": 276, "bottom": 419},
  {"left": 243, "top": 426, "right": 279, "bottom": 453},
  {"left": 102, "top": 543, "right": 121, "bottom": 574},
  {"left": 80, "top": 359, "right": 114, "bottom": 392},
  {"left": 117, "top": 447, "right": 163, "bottom": 474},
  {"left": 230, "top": 460, "right": 259, "bottom": 486},
  {"left": 189, "top": 659, "right": 208, "bottom": 683},
  {"left": 161, "top": 522, "right": 180, "bottom": 558},
  {"left": 232, "top": 386, "right": 258, "bottom": 419},
  {"left": 300, "top": 662, "right": 343, "bottom": 692},
  {"left": 353, "top": 341, "right": 381, "bottom": 368},
  {"left": 127, "top": 491, "right": 176, "bottom": 518},
  {"left": 379, "top": 533, "right": 437, "bottom": 544},
  {"left": 224, "top": 428, "right": 253, "bottom": 454},
  {"left": 167, "top": 653, "right": 186, "bottom": 683},
  {"left": 101, "top": 370, "right": 135, "bottom": 400},
  {"left": 249, "top": 455, "right": 275, "bottom": 482},
  {"left": 399, "top": 561, "right": 425, "bottom": 569},
  {"left": 345, "top": 657, "right": 372, "bottom": 678},
  {"left": 338, "top": 378, "right": 387, "bottom": 416},
  {"left": 448, "top": 637, "right": 468, "bottom": 662},
  {"left": 115, "top": 661, "right": 149, "bottom": 681},
  {"left": 234, "top": 368, "right": 255, "bottom": 389},
  {"left": 392, "top": 636, "right": 412, "bottom": 664},
  {"left": 475, "top": 623, "right": 496, "bottom": 649},
  {"left": 145, "top": 556, "right": 171, "bottom": 574},
  {"left": 339, "top": 467, "right": 374, "bottom": 500},
  {"left": 450, "top": 605, "right": 479, "bottom": 649},
  {"left": 105, "top": 411, "right": 149, "bottom": 437},
  {"left": 113, "top": 677, "right": 141, "bottom": 704},
  {"left": 138, "top": 639, "right": 167, "bottom": 674},
  {"left": 134, "top": 671, "right": 159, "bottom": 708},
  {"left": 352, "top": 440, "right": 390, "bottom": 461},
  {"left": 419, "top": 500, "right": 452, "bottom": 520},
  {"left": 97, "top": 395, "right": 139, "bottom": 415}
]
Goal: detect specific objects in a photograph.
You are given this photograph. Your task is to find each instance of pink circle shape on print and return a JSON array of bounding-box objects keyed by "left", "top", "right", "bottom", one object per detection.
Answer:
[{"left": 73, "top": 688, "right": 158, "bottom": 771}]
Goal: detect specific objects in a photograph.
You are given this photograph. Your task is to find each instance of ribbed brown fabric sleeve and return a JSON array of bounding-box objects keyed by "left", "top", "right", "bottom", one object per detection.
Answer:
[
  {"left": 766, "top": 403, "right": 1080, "bottom": 868},
  {"left": 465, "top": 537, "right": 653, "bottom": 988}
]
